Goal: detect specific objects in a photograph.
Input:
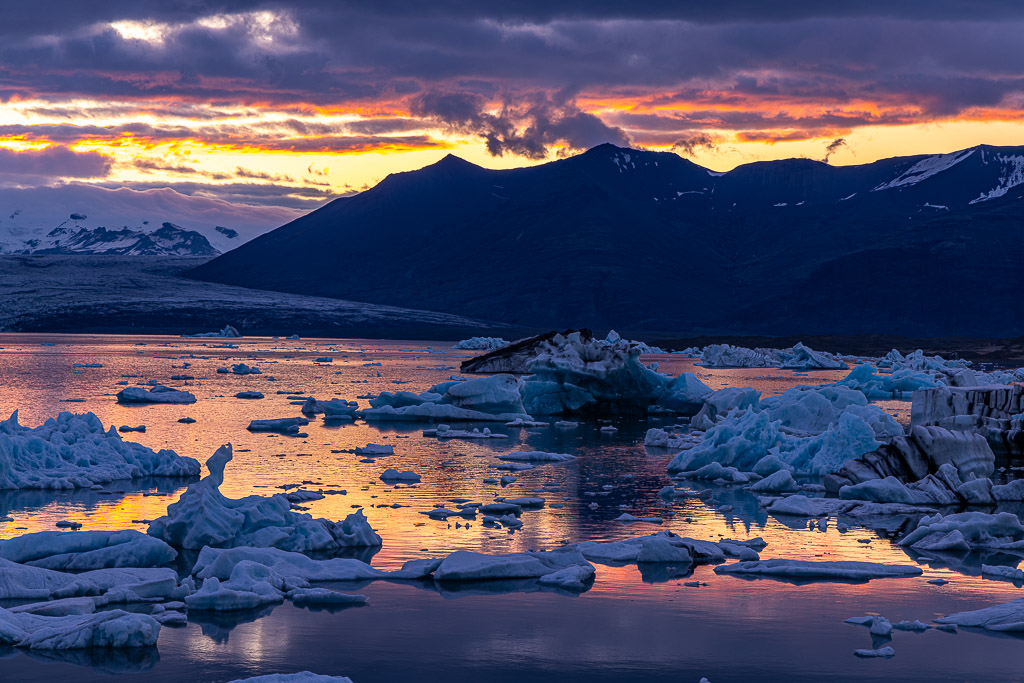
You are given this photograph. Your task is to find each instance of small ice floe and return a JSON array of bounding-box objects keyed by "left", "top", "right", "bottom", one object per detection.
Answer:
[
  {"left": 500, "top": 475, "right": 517, "bottom": 485},
  {"left": 307, "top": 398, "right": 359, "bottom": 421},
  {"left": 218, "top": 363, "right": 261, "bottom": 375},
  {"left": 380, "top": 469, "right": 421, "bottom": 483},
  {"left": 314, "top": 357, "right": 333, "bottom": 363},
  {"left": 117, "top": 385, "right": 196, "bottom": 404},
  {"left": 714, "top": 559, "right": 922, "bottom": 581},
  {"left": 183, "top": 325, "right": 240, "bottom": 338},
  {"left": 118, "top": 425, "right": 146, "bottom": 433},
  {"left": 854, "top": 647, "right": 895, "bottom": 658},
  {"left": 555, "top": 421, "right": 579, "bottom": 429},
  {"left": 148, "top": 445, "right": 381, "bottom": 552},
  {"left": 355, "top": 444, "right": 394, "bottom": 456},
  {"left": 505, "top": 418, "right": 548, "bottom": 427},
  {"left": 927, "top": 578, "right": 949, "bottom": 585},
  {"left": 432, "top": 549, "right": 594, "bottom": 591},
  {"left": 423, "top": 424, "right": 508, "bottom": 439},
  {"left": 934, "top": 595, "right": 1024, "bottom": 631},
  {"left": 614, "top": 513, "right": 663, "bottom": 524},
  {"left": 235, "top": 391, "right": 264, "bottom": 399},
  {"left": 643, "top": 428, "right": 702, "bottom": 450},
  {"left": 845, "top": 615, "right": 892, "bottom": 636},
  {"left": 600, "top": 425, "right": 618, "bottom": 433},
  {"left": 893, "top": 620, "right": 931, "bottom": 632},
  {"left": 178, "top": 417, "right": 196, "bottom": 424},
  {"left": 73, "top": 363, "right": 103, "bottom": 368},
  {"left": 503, "top": 497, "right": 544, "bottom": 509},
  {"left": 247, "top": 417, "right": 310, "bottom": 435},
  {"left": 981, "top": 564, "right": 1024, "bottom": 581},
  {"left": 55, "top": 521, "right": 83, "bottom": 530},
  {"left": 898, "top": 510, "right": 1024, "bottom": 554}
]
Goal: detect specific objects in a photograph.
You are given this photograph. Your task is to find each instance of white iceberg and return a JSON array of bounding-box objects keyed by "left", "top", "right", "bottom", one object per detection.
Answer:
[
  {"left": 116, "top": 385, "right": 196, "bottom": 404},
  {"left": 0, "top": 530, "right": 176, "bottom": 570},
  {"left": 0, "top": 411, "right": 200, "bottom": 490},
  {"left": 714, "top": 558, "right": 922, "bottom": 581},
  {"left": 147, "top": 445, "right": 382, "bottom": 552}
]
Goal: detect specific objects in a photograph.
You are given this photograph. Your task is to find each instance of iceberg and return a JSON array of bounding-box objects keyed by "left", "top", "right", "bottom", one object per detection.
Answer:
[
  {"left": 453, "top": 337, "right": 510, "bottom": 351},
  {"left": 936, "top": 596, "right": 1024, "bottom": 632},
  {"left": 0, "top": 411, "right": 200, "bottom": 490},
  {"left": 898, "top": 511, "right": 1024, "bottom": 552},
  {"left": 148, "top": 445, "right": 382, "bottom": 552},
  {"left": 116, "top": 385, "right": 196, "bottom": 404},
  {"left": 0, "top": 530, "right": 176, "bottom": 570},
  {"left": 361, "top": 375, "right": 530, "bottom": 422},
  {"left": 714, "top": 558, "right": 922, "bottom": 581},
  {"left": 0, "top": 607, "right": 160, "bottom": 650},
  {"left": 700, "top": 342, "right": 847, "bottom": 370}
]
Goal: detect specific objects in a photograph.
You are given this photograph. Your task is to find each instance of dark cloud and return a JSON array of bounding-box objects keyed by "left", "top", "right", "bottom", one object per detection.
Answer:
[
  {"left": 412, "top": 91, "right": 629, "bottom": 159},
  {"left": 0, "top": 146, "right": 111, "bottom": 181},
  {"left": 823, "top": 137, "right": 847, "bottom": 162},
  {"left": 672, "top": 133, "right": 717, "bottom": 156}
]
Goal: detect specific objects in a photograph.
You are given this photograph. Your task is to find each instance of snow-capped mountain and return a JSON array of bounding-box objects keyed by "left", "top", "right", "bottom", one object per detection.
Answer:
[
  {"left": 0, "top": 183, "right": 306, "bottom": 255},
  {"left": 12, "top": 221, "right": 220, "bottom": 256},
  {"left": 190, "top": 143, "right": 1024, "bottom": 337}
]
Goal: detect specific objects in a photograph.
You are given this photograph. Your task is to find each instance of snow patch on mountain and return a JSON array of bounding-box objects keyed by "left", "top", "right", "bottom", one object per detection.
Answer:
[
  {"left": 969, "top": 154, "right": 1024, "bottom": 204},
  {"left": 873, "top": 148, "right": 976, "bottom": 191}
]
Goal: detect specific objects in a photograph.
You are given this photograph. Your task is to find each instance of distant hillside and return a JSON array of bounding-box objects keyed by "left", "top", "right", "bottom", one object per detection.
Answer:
[{"left": 188, "top": 144, "right": 1024, "bottom": 337}]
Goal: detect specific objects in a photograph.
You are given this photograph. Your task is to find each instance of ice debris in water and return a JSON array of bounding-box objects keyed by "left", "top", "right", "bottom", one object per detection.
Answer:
[
  {"left": 700, "top": 342, "right": 848, "bottom": 370},
  {"left": 936, "top": 595, "right": 1024, "bottom": 631},
  {"left": 147, "top": 445, "right": 382, "bottom": 552},
  {"left": 714, "top": 558, "right": 922, "bottom": 581},
  {"left": 453, "top": 337, "right": 510, "bottom": 351},
  {"left": 380, "top": 469, "right": 421, "bottom": 483},
  {"left": 116, "top": 385, "right": 196, "bottom": 404},
  {"left": 228, "top": 674, "right": 353, "bottom": 683},
  {"left": 0, "top": 410, "right": 200, "bottom": 490},
  {"left": 0, "top": 530, "right": 176, "bottom": 570}
]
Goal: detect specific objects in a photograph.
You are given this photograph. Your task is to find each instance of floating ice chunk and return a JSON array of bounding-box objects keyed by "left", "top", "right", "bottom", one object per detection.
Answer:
[
  {"left": 247, "top": 417, "right": 310, "bottom": 434},
  {"left": 845, "top": 615, "right": 892, "bottom": 636},
  {"left": 148, "top": 445, "right": 381, "bottom": 552},
  {"left": 0, "top": 530, "right": 176, "bottom": 570},
  {"left": 854, "top": 647, "right": 895, "bottom": 658},
  {"left": 936, "top": 596, "right": 1024, "bottom": 631},
  {"left": 700, "top": 343, "right": 847, "bottom": 370},
  {"left": 193, "top": 546, "right": 435, "bottom": 585},
  {"left": 834, "top": 364, "right": 940, "bottom": 400},
  {"left": 898, "top": 511, "right": 1024, "bottom": 553},
  {"left": 0, "top": 411, "right": 199, "bottom": 490},
  {"left": 355, "top": 444, "right": 393, "bottom": 456},
  {"left": 0, "top": 607, "right": 160, "bottom": 650},
  {"left": 454, "top": 337, "right": 510, "bottom": 351},
  {"left": 715, "top": 558, "right": 922, "bottom": 581},
  {"left": 116, "top": 385, "right": 196, "bottom": 404},
  {"left": 218, "top": 363, "right": 261, "bottom": 375},
  {"left": 183, "top": 325, "right": 240, "bottom": 338},
  {"left": 235, "top": 391, "right": 264, "bottom": 399},
  {"left": 432, "top": 548, "right": 594, "bottom": 587},
  {"left": 746, "top": 470, "right": 800, "bottom": 493},
  {"left": 566, "top": 532, "right": 731, "bottom": 565},
  {"left": 0, "top": 557, "right": 98, "bottom": 600},
  {"left": 643, "top": 428, "right": 701, "bottom": 450},
  {"left": 982, "top": 564, "right": 1024, "bottom": 581},
  {"left": 316, "top": 399, "right": 359, "bottom": 421},
  {"left": 380, "top": 469, "right": 420, "bottom": 483},
  {"left": 893, "top": 620, "right": 931, "bottom": 632},
  {"left": 422, "top": 425, "right": 508, "bottom": 439},
  {"left": 614, "top": 513, "right": 664, "bottom": 524}
]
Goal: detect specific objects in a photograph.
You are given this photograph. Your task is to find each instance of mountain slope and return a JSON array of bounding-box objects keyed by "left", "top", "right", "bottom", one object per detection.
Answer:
[{"left": 188, "top": 143, "right": 1024, "bottom": 336}]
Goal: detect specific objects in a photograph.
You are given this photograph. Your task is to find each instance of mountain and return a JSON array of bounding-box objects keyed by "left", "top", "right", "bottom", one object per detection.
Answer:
[
  {"left": 0, "top": 183, "right": 306, "bottom": 255},
  {"left": 11, "top": 221, "right": 220, "bottom": 256},
  {"left": 187, "top": 144, "right": 1024, "bottom": 337}
]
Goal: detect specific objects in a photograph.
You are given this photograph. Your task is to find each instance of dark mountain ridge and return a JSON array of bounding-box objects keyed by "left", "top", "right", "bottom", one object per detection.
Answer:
[{"left": 189, "top": 143, "right": 1024, "bottom": 337}]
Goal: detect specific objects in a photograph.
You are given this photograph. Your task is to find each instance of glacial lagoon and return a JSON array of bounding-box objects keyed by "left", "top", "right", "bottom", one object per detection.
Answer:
[{"left": 1, "top": 334, "right": 1023, "bottom": 682}]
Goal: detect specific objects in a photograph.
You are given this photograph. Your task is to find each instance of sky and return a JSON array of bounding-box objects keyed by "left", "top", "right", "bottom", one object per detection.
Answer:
[{"left": 2, "top": 1, "right": 1024, "bottom": 212}]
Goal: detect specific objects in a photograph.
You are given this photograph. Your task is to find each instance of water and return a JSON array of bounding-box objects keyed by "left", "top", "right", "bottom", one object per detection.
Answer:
[{"left": 0, "top": 334, "right": 1019, "bottom": 682}]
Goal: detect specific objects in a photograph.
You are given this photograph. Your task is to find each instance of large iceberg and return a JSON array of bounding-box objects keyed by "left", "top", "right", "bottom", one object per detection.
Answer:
[
  {"left": 360, "top": 375, "right": 530, "bottom": 422},
  {"left": 518, "top": 331, "right": 669, "bottom": 415},
  {"left": 833, "top": 364, "right": 940, "bottom": 400},
  {"left": 0, "top": 607, "right": 161, "bottom": 650},
  {"left": 667, "top": 386, "right": 900, "bottom": 476},
  {"left": 700, "top": 342, "right": 848, "bottom": 370},
  {"left": 453, "top": 337, "right": 509, "bottom": 351},
  {"left": 0, "top": 411, "right": 200, "bottom": 490},
  {"left": 148, "top": 445, "right": 381, "bottom": 552}
]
